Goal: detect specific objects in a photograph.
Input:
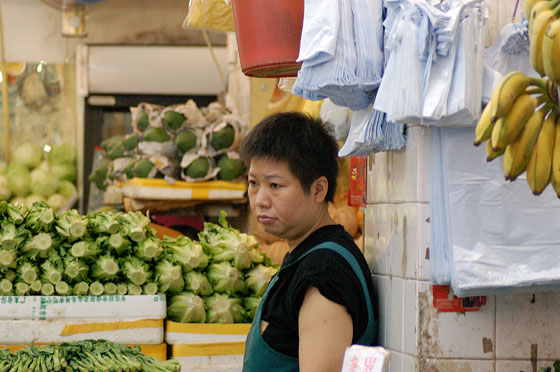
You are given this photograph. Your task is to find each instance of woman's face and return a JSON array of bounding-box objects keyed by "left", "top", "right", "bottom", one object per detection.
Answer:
[{"left": 248, "top": 157, "right": 320, "bottom": 247}]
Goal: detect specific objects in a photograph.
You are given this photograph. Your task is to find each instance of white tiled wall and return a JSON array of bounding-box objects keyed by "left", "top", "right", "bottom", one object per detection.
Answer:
[{"left": 364, "top": 123, "right": 560, "bottom": 371}]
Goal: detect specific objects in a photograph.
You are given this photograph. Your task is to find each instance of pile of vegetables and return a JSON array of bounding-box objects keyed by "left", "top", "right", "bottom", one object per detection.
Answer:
[
  {"left": 89, "top": 100, "right": 247, "bottom": 191},
  {"left": 166, "top": 211, "right": 278, "bottom": 323},
  {"left": 0, "top": 339, "right": 180, "bottom": 372},
  {"left": 0, "top": 142, "right": 78, "bottom": 211},
  {"left": 0, "top": 200, "right": 277, "bottom": 323}
]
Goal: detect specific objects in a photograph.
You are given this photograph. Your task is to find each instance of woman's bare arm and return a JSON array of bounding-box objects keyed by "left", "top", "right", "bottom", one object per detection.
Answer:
[{"left": 298, "top": 286, "right": 353, "bottom": 372}]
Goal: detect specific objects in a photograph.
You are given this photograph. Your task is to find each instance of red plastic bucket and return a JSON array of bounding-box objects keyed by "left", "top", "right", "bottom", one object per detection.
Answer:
[{"left": 230, "top": 0, "right": 304, "bottom": 78}]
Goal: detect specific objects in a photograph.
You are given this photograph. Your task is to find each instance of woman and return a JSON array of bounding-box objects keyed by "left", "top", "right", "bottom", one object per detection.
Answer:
[{"left": 240, "top": 112, "right": 377, "bottom": 372}]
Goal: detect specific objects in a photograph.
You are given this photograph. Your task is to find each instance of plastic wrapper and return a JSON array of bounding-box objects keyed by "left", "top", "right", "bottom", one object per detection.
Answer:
[
  {"left": 182, "top": 0, "right": 235, "bottom": 33},
  {"left": 430, "top": 128, "right": 560, "bottom": 296}
]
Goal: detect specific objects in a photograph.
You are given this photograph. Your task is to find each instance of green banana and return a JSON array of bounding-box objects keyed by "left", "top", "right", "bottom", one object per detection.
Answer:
[
  {"left": 503, "top": 105, "right": 548, "bottom": 181},
  {"left": 526, "top": 111, "right": 557, "bottom": 195}
]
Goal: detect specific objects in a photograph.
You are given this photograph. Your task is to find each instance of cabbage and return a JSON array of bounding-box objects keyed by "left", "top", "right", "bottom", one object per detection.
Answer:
[
  {"left": 49, "top": 143, "right": 76, "bottom": 164},
  {"left": 24, "top": 194, "right": 47, "bottom": 208},
  {"left": 6, "top": 164, "right": 31, "bottom": 197},
  {"left": 198, "top": 210, "right": 252, "bottom": 269},
  {"left": 205, "top": 293, "right": 245, "bottom": 323},
  {"left": 167, "top": 292, "right": 206, "bottom": 323},
  {"left": 57, "top": 180, "right": 78, "bottom": 199},
  {"left": 163, "top": 236, "right": 209, "bottom": 272},
  {"left": 30, "top": 169, "right": 59, "bottom": 197},
  {"left": 47, "top": 194, "right": 67, "bottom": 211},
  {"left": 207, "top": 261, "right": 246, "bottom": 294},
  {"left": 12, "top": 143, "right": 44, "bottom": 169},
  {"left": 243, "top": 295, "right": 262, "bottom": 321},
  {"left": 0, "top": 175, "right": 11, "bottom": 201},
  {"left": 246, "top": 264, "right": 278, "bottom": 296},
  {"left": 51, "top": 163, "right": 77, "bottom": 182}
]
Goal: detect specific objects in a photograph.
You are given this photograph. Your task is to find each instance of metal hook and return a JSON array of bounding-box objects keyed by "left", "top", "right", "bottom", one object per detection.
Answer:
[{"left": 512, "top": 0, "right": 520, "bottom": 22}]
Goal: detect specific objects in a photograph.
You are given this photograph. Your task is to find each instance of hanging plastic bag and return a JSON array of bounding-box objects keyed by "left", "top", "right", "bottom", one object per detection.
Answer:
[
  {"left": 435, "top": 127, "right": 560, "bottom": 295},
  {"left": 182, "top": 0, "right": 235, "bottom": 33}
]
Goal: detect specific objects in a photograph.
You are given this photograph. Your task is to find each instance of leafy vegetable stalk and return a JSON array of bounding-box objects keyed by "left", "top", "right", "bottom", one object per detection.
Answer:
[
  {"left": 55, "top": 210, "right": 88, "bottom": 241},
  {"left": 117, "top": 211, "right": 151, "bottom": 242},
  {"left": 18, "top": 261, "right": 39, "bottom": 284},
  {"left": 121, "top": 256, "right": 152, "bottom": 286},
  {"left": 206, "top": 293, "right": 245, "bottom": 323},
  {"left": 135, "top": 235, "right": 162, "bottom": 260},
  {"left": 91, "top": 253, "right": 120, "bottom": 281},
  {"left": 167, "top": 292, "right": 207, "bottom": 323},
  {"left": 155, "top": 258, "right": 184, "bottom": 293},
  {"left": 163, "top": 236, "right": 209, "bottom": 272},
  {"left": 184, "top": 270, "right": 213, "bottom": 296},
  {"left": 87, "top": 211, "right": 120, "bottom": 235}
]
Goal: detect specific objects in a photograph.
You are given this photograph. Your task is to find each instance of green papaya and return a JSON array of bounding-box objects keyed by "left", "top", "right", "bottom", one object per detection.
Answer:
[
  {"left": 184, "top": 158, "right": 210, "bottom": 179},
  {"left": 137, "top": 112, "right": 150, "bottom": 131},
  {"left": 143, "top": 128, "right": 171, "bottom": 143},
  {"left": 175, "top": 130, "right": 197, "bottom": 152},
  {"left": 123, "top": 133, "right": 139, "bottom": 151},
  {"left": 210, "top": 125, "right": 235, "bottom": 151},
  {"left": 163, "top": 110, "right": 186, "bottom": 130},
  {"left": 217, "top": 155, "right": 245, "bottom": 181},
  {"left": 133, "top": 159, "right": 155, "bottom": 178},
  {"left": 101, "top": 135, "right": 125, "bottom": 153}
]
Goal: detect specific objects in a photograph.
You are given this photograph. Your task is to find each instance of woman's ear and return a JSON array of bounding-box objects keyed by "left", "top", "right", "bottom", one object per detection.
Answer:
[{"left": 311, "top": 176, "right": 329, "bottom": 203}]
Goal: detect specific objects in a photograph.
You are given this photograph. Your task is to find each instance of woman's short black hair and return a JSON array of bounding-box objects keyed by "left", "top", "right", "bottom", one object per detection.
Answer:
[{"left": 240, "top": 111, "right": 339, "bottom": 203}]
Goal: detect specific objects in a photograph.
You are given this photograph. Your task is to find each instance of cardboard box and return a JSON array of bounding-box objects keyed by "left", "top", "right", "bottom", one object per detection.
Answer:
[
  {"left": 171, "top": 342, "right": 245, "bottom": 372},
  {"left": 165, "top": 321, "right": 250, "bottom": 344},
  {"left": 0, "top": 295, "right": 166, "bottom": 320}
]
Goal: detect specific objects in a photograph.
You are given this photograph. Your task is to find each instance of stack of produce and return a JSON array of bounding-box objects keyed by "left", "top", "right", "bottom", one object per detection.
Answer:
[
  {"left": 0, "top": 201, "right": 277, "bottom": 323},
  {"left": 0, "top": 142, "right": 78, "bottom": 210},
  {"left": 473, "top": 0, "right": 560, "bottom": 196},
  {"left": 166, "top": 210, "right": 279, "bottom": 324},
  {"left": 0, "top": 339, "right": 181, "bottom": 372},
  {"left": 89, "top": 100, "right": 247, "bottom": 191}
]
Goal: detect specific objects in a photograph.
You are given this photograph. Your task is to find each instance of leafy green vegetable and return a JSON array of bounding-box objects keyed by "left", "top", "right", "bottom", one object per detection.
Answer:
[
  {"left": 167, "top": 292, "right": 207, "bottom": 323},
  {"left": 91, "top": 253, "right": 120, "bottom": 281},
  {"left": 105, "top": 233, "right": 132, "bottom": 256},
  {"left": 70, "top": 239, "right": 100, "bottom": 258},
  {"left": 121, "top": 256, "right": 152, "bottom": 286},
  {"left": 184, "top": 270, "right": 213, "bottom": 296},
  {"left": 21, "top": 232, "right": 53, "bottom": 260},
  {"left": 243, "top": 295, "right": 262, "bottom": 321},
  {"left": 0, "top": 222, "right": 29, "bottom": 250},
  {"left": 207, "top": 261, "right": 246, "bottom": 294},
  {"left": 89, "top": 281, "right": 104, "bottom": 296},
  {"left": 88, "top": 211, "right": 120, "bottom": 235},
  {"left": 63, "top": 256, "right": 89, "bottom": 282},
  {"left": 163, "top": 236, "right": 209, "bottom": 272},
  {"left": 0, "top": 278, "right": 13, "bottom": 295},
  {"left": 117, "top": 211, "right": 151, "bottom": 242},
  {"left": 246, "top": 264, "right": 278, "bottom": 296},
  {"left": 135, "top": 235, "right": 162, "bottom": 261},
  {"left": 18, "top": 261, "right": 39, "bottom": 284},
  {"left": 57, "top": 180, "right": 78, "bottom": 199},
  {"left": 73, "top": 281, "right": 89, "bottom": 296},
  {"left": 30, "top": 168, "right": 59, "bottom": 197},
  {"left": 56, "top": 210, "right": 88, "bottom": 241},
  {"left": 6, "top": 163, "right": 31, "bottom": 197},
  {"left": 12, "top": 143, "right": 44, "bottom": 169},
  {"left": 155, "top": 259, "right": 184, "bottom": 293},
  {"left": 24, "top": 202, "right": 55, "bottom": 233},
  {"left": 51, "top": 162, "right": 77, "bottom": 183},
  {"left": 206, "top": 293, "right": 245, "bottom": 323},
  {"left": 41, "top": 254, "right": 64, "bottom": 284},
  {"left": 49, "top": 143, "right": 76, "bottom": 165}
]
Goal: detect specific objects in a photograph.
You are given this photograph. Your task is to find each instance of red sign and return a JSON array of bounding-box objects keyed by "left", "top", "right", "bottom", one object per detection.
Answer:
[
  {"left": 348, "top": 156, "right": 367, "bottom": 208},
  {"left": 432, "top": 285, "right": 486, "bottom": 312}
]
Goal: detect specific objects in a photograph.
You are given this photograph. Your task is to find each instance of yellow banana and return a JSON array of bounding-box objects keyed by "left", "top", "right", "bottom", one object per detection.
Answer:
[
  {"left": 503, "top": 105, "right": 548, "bottom": 181},
  {"left": 530, "top": 0, "right": 560, "bottom": 34},
  {"left": 527, "top": 0, "right": 548, "bottom": 20},
  {"left": 474, "top": 100, "right": 494, "bottom": 146},
  {"left": 526, "top": 111, "right": 557, "bottom": 195},
  {"left": 551, "top": 114, "right": 560, "bottom": 197},
  {"left": 489, "top": 72, "right": 534, "bottom": 122},
  {"left": 529, "top": 6, "right": 560, "bottom": 77},
  {"left": 495, "top": 94, "right": 539, "bottom": 151},
  {"left": 542, "top": 19, "right": 560, "bottom": 83},
  {"left": 486, "top": 134, "right": 505, "bottom": 162}
]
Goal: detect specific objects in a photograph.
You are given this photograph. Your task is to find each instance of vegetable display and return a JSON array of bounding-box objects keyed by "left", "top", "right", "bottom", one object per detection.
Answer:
[
  {"left": 89, "top": 100, "right": 247, "bottom": 190},
  {"left": 0, "top": 142, "right": 78, "bottom": 210},
  {"left": 0, "top": 339, "right": 181, "bottom": 372},
  {"left": 0, "top": 201, "right": 278, "bottom": 323}
]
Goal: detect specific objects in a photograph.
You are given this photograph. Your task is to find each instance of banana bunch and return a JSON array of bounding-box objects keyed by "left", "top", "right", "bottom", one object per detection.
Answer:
[
  {"left": 527, "top": 0, "right": 560, "bottom": 81},
  {"left": 474, "top": 71, "right": 560, "bottom": 196}
]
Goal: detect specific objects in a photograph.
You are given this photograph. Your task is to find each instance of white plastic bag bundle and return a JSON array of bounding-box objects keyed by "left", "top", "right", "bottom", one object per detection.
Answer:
[
  {"left": 430, "top": 127, "right": 560, "bottom": 295},
  {"left": 482, "top": 16, "right": 538, "bottom": 104},
  {"left": 374, "top": 0, "right": 487, "bottom": 127},
  {"left": 292, "top": 0, "right": 383, "bottom": 110}
]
